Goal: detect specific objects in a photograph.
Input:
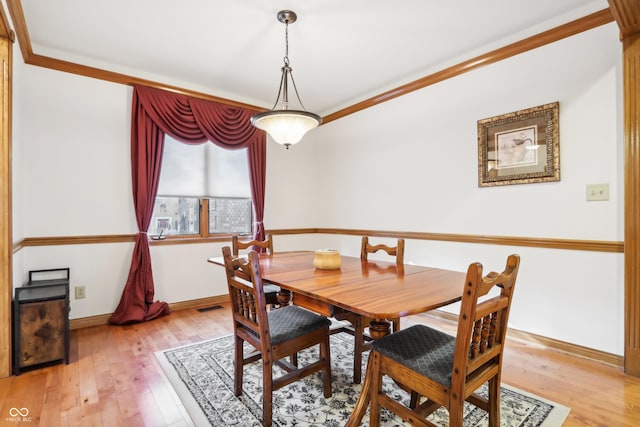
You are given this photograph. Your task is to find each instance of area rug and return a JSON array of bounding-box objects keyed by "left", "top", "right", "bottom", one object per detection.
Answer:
[{"left": 156, "top": 333, "right": 570, "bottom": 426}]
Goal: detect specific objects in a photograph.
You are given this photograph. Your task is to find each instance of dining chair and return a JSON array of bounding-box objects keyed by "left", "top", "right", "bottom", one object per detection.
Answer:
[
  {"left": 232, "top": 234, "right": 281, "bottom": 308},
  {"left": 232, "top": 234, "right": 274, "bottom": 255},
  {"left": 360, "top": 236, "right": 405, "bottom": 332},
  {"left": 361, "top": 235, "right": 405, "bottom": 266},
  {"left": 222, "top": 246, "right": 332, "bottom": 427},
  {"left": 366, "top": 254, "right": 520, "bottom": 427},
  {"left": 332, "top": 236, "right": 405, "bottom": 384}
]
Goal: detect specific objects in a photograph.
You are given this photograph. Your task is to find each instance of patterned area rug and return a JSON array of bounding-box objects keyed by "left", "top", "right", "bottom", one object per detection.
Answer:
[{"left": 156, "top": 333, "right": 570, "bottom": 426}]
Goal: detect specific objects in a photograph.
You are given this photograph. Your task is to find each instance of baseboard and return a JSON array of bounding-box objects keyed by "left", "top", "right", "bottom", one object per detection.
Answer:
[
  {"left": 167, "top": 295, "right": 229, "bottom": 313},
  {"left": 69, "top": 295, "right": 230, "bottom": 330},
  {"left": 70, "top": 313, "right": 113, "bottom": 330},
  {"left": 424, "top": 310, "right": 623, "bottom": 368},
  {"left": 506, "top": 328, "right": 624, "bottom": 367}
]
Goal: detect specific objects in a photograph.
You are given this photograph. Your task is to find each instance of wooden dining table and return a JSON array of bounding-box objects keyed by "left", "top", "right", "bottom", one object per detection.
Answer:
[{"left": 208, "top": 250, "right": 467, "bottom": 425}]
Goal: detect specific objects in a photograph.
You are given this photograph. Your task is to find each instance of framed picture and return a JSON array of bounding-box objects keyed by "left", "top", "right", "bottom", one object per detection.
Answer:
[{"left": 477, "top": 102, "right": 559, "bottom": 187}]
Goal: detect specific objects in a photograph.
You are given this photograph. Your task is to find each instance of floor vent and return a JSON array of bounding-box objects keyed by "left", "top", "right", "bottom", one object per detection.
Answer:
[{"left": 197, "top": 305, "right": 223, "bottom": 313}]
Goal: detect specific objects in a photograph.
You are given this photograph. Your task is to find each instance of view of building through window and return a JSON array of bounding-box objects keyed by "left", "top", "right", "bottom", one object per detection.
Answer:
[
  {"left": 208, "top": 197, "right": 253, "bottom": 234},
  {"left": 151, "top": 197, "right": 200, "bottom": 236}
]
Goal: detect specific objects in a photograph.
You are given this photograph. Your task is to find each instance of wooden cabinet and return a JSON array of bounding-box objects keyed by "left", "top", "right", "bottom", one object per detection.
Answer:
[{"left": 13, "top": 268, "right": 70, "bottom": 375}]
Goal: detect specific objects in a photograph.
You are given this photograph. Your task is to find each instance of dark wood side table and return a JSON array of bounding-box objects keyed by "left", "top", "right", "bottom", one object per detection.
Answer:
[{"left": 13, "top": 268, "right": 70, "bottom": 375}]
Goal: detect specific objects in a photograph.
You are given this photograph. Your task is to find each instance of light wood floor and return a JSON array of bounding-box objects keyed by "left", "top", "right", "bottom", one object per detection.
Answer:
[{"left": 1, "top": 303, "right": 639, "bottom": 426}]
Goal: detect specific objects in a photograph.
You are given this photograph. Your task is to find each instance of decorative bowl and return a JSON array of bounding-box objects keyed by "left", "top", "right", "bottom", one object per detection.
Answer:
[{"left": 313, "top": 249, "right": 341, "bottom": 270}]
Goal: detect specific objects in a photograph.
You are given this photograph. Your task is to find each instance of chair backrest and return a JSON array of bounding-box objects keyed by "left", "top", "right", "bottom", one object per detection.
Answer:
[
  {"left": 360, "top": 236, "right": 405, "bottom": 265},
  {"left": 222, "top": 246, "right": 271, "bottom": 351},
  {"left": 231, "top": 234, "right": 273, "bottom": 256},
  {"left": 451, "top": 254, "right": 520, "bottom": 394}
]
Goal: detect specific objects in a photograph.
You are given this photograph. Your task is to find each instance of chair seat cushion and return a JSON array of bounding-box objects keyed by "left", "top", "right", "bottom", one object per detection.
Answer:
[
  {"left": 268, "top": 305, "right": 330, "bottom": 345},
  {"left": 372, "top": 324, "right": 455, "bottom": 387}
]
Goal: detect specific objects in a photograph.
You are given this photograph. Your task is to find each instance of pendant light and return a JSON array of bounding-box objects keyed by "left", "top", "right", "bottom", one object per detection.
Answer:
[{"left": 251, "top": 10, "right": 321, "bottom": 149}]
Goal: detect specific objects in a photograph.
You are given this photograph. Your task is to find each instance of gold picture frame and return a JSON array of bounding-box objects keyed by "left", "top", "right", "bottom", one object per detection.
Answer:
[{"left": 478, "top": 102, "right": 559, "bottom": 187}]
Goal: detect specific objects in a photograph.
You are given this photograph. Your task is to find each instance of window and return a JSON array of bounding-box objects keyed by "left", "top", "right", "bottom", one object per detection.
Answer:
[{"left": 149, "top": 136, "right": 252, "bottom": 237}]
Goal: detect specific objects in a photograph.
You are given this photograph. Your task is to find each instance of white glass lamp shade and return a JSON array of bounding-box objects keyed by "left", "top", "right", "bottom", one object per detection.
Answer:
[{"left": 251, "top": 110, "right": 322, "bottom": 148}]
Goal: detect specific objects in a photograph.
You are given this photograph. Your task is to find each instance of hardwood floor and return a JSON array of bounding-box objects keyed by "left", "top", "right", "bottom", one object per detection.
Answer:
[{"left": 1, "top": 303, "right": 639, "bottom": 426}]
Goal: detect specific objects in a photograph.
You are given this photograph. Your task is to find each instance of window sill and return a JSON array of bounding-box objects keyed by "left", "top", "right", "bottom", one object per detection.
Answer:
[{"left": 148, "top": 235, "right": 232, "bottom": 245}]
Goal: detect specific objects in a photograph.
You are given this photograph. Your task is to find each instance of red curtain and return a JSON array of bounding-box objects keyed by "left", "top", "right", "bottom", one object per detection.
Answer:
[{"left": 109, "top": 85, "right": 266, "bottom": 324}]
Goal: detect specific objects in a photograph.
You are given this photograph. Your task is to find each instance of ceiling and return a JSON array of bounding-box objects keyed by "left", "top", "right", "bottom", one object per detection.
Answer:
[{"left": 15, "top": 0, "right": 610, "bottom": 117}]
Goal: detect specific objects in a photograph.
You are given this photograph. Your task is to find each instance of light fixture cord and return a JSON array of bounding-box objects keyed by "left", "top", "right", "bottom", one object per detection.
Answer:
[
  {"left": 271, "top": 17, "right": 308, "bottom": 112},
  {"left": 284, "top": 20, "right": 290, "bottom": 66},
  {"left": 282, "top": 20, "right": 290, "bottom": 109}
]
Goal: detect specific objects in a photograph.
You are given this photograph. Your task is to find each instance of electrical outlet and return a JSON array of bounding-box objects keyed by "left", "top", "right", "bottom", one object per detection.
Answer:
[
  {"left": 586, "top": 184, "right": 609, "bottom": 201},
  {"left": 75, "top": 285, "right": 86, "bottom": 299}
]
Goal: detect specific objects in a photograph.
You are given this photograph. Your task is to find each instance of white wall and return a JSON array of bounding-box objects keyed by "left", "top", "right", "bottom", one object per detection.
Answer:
[
  {"left": 19, "top": 67, "right": 136, "bottom": 237},
  {"left": 311, "top": 24, "right": 621, "bottom": 240},
  {"left": 302, "top": 22, "right": 624, "bottom": 354},
  {"left": 12, "top": 22, "right": 624, "bottom": 354}
]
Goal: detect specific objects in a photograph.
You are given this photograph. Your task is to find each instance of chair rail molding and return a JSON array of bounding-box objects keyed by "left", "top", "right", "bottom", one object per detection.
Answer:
[{"left": 14, "top": 229, "right": 624, "bottom": 254}]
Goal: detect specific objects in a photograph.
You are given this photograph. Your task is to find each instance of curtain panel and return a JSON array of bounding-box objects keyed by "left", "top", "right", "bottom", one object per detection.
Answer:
[{"left": 109, "top": 85, "right": 267, "bottom": 325}]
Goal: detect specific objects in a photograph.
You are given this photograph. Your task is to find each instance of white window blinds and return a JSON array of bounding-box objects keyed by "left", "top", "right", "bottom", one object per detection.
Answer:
[{"left": 157, "top": 136, "right": 251, "bottom": 197}]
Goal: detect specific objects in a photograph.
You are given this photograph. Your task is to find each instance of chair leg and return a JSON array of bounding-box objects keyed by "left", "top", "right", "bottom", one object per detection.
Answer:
[
  {"left": 321, "top": 332, "right": 332, "bottom": 398},
  {"left": 346, "top": 355, "right": 374, "bottom": 427},
  {"left": 448, "top": 400, "right": 465, "bottom": 427},
  {"left": 262, "top": 359, "right": 273, "bottom": 427},
  {"left": 488, "top": 376, "right": 501, "bottom": 427},
  {"left": 410, "top": 391, "right": 419, "bottom": 408},
  {"left": 368, "top": 352, "right": 382, "bottom": 427},
  {"left": 353, "top": 316, "right": 365, "bottom": 384},
  {"left": 234, "top": 336, "right": 244, "bottom": 396}
]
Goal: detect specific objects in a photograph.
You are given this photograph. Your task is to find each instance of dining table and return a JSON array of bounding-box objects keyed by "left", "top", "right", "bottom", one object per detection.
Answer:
[{"left": 208, "top": 250, "right": 467, "bottom": 425}]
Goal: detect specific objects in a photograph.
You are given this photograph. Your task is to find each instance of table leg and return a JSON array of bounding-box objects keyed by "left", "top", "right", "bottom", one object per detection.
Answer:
[
  {"left": 276, "top": 289, "right": 292, "bottom": 306},
  {"left": 368, "top": 318, "right": 392, "bottom": 339}
]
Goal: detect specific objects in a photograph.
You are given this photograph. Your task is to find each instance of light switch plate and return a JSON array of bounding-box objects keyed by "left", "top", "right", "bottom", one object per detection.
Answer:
[{"left": 586, "top": 184, "right": 609, "bottom": 201}]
